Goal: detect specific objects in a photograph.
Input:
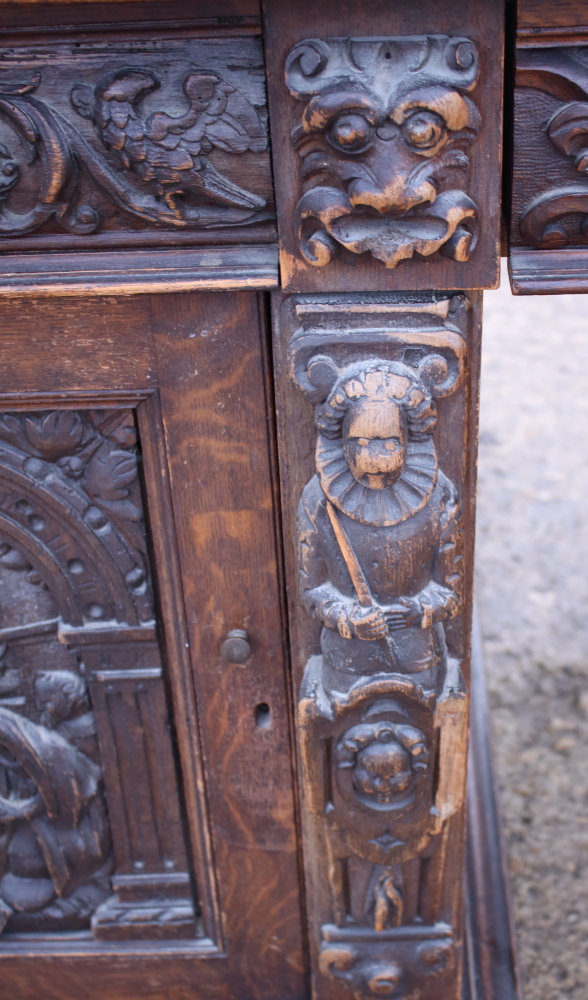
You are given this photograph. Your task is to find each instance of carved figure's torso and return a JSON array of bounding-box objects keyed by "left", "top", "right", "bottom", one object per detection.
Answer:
[{"left": 298, "top": 470, "right": 462, "bottom": 680}]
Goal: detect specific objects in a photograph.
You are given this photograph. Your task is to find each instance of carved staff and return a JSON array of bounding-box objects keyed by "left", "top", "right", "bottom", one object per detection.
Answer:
[{"left": 325, "top": 501, "right": 399, "bottom": 666}]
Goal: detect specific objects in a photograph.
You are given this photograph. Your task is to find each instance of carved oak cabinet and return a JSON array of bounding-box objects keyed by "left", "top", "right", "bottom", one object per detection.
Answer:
[{"left": 0, "top": 1, "right": 542, "bottom": 998}]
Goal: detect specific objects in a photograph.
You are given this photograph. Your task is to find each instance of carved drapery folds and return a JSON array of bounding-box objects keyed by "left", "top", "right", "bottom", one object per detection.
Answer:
[
  {"left": 0, "top": 34, "right": 272, "bottom": 247},
  {"left": 284, "top": 35, "right": 481, "bottom": 270},
  {"left": 0, "top": 409, "right": 197, "bottom": 942},
  {"left": 290, "top": 296, "right": 469, "bottom": 999},
  {"left": 516, "top": 47, "right": 588, "bottom": 248}
]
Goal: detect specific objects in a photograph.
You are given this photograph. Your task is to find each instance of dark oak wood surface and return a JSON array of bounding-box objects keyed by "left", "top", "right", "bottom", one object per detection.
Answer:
[
  {"left": 271, "top": 291, "right": 483, "bottom": 1000},
  {"left": 508, "top": 0, "right": 588, "bottom": 292},
  {"left": 0, "top": 2, "right": 530, "bottom": 998}
]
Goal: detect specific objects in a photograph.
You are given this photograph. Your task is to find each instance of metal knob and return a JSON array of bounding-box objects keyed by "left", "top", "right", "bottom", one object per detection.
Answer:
[{"left": 220, "top": 629, "right": 251, "bottom": 664}]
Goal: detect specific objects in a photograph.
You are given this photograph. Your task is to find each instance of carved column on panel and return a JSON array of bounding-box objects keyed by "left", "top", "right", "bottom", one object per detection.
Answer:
[
  {"left": 0, "top": 409, "right": 196, "bottom": 941},
  {"left": 276, "top": 294, "right": 474, "bottom": 1000}
]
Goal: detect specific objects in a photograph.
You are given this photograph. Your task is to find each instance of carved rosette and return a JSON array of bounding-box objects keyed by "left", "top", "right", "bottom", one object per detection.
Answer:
[
  {"left": 284, "top": 35, "right": 481, "bottom": 270},
  {"left": 0, "top": 409, "right": 197, "bottom": 942},
  {"left": 292, "top": 297, "right": 469, "bottom": 998}
]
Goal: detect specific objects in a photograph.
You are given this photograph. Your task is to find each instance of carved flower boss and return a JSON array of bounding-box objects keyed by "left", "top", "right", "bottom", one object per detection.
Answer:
[{"left": 285, "top": 36, "right": 481, "bottom": 269}]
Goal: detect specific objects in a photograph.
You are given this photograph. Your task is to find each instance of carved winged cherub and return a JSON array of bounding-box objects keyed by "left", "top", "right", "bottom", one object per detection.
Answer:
[{"left": 71, "top": 67, "right": 267, "bottom": 218}]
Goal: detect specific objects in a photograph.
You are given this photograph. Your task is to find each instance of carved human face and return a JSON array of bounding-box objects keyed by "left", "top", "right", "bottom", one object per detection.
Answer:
[
  {"left": 353, "top": 737, "right": 413, "bottom": 805},
  {"left": 343, "top": 397, "right": 406, "bottom": 490}
]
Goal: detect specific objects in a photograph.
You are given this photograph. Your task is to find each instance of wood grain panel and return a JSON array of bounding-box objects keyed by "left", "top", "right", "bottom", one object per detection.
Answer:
[
  {"left": 0, "top": 0, "right": 261, "bottom": 35},
  {"left": 0, "top": 296, "right": 156, "bottom": 399},
  {"left": 518, "top": 0, "right": 588, "bottom": 42}
]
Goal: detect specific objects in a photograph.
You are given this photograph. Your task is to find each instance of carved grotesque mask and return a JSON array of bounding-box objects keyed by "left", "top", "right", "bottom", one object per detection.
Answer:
[{"left": 285, "top": 35, "right": 481, "bottom": 269}]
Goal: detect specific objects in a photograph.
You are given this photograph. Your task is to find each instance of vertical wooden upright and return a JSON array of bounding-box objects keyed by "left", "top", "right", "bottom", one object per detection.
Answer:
[{"left": 263, "top": 2, "right": 505, "bottom": 997}]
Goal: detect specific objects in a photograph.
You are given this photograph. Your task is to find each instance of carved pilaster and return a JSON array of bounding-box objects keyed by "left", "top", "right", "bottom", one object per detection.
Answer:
[{"left": 273, "top": 292, "right": 479, "bottom": 1000}]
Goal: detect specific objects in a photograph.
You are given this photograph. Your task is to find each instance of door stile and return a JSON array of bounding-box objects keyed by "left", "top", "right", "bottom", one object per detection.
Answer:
[{"left": 137, "top": 390, "right": 222, "bottom": 949}]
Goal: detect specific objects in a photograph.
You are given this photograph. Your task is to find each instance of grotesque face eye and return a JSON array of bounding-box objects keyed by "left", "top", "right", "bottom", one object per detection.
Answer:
[
  {"left": 402, "top": 110, "right": 446, "bottom": 151},
  {"left": 327, "top": 113, "right": 373, "bottom": 154}
]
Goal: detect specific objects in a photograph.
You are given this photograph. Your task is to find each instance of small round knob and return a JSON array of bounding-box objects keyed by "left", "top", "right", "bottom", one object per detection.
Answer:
[{"left": 220, "top": 629, "right": 251, "bottom": 664}]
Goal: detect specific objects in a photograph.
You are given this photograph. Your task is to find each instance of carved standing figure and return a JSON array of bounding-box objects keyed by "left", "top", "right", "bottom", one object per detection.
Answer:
[
  {"left": 294, "top": 338, "right": 468, "bottom": 999},
  {"left": 298, "top": 361, "right": 463, "bottom": 690}
]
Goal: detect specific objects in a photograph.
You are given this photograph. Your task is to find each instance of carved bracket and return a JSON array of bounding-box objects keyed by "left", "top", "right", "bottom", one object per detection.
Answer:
[
  {"left": 284, "top": 36, "right": 481, "bottom": 269},
  {"left": 319, "top": 924, "right": 456, "bottom": 1000}
]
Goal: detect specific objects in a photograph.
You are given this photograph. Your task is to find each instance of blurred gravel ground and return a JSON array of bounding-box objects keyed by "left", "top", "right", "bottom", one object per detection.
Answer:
[{"left": 477, "top": 265, "right": 588, "bottom": 999}]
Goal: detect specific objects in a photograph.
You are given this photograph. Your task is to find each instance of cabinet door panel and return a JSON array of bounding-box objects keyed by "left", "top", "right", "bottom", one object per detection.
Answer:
[{"left": 0, "top": 292, "right": 305, "bottom": 1000}]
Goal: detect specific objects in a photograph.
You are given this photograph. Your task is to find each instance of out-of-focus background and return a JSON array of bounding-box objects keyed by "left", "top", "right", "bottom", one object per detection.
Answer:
[{"left": 477, "top": 264, "right": 588, "bottom": 1000}]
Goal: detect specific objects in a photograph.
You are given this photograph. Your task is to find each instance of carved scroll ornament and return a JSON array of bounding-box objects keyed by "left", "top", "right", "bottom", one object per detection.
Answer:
[
  {"left": 285, "top": 36, "right": 481, "bottom": 269},
  {"left": 292, "top": 298, "right": 468, "bottom": 998},
  {"left": 0, "top": 66, "right": 267, "bottom": 237},
  {"left": 517, "top": 48, "right": 588, "bottom": 248}
]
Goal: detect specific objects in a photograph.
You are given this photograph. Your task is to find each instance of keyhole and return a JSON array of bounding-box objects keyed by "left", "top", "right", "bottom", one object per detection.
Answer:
[{"left": 255, "top": 703, "right": 271, "bottom": 728}]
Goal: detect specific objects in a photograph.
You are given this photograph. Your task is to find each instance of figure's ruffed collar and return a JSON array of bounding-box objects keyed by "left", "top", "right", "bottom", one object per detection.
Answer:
[{"left": 316, "top": 434, "right": 438, "bottom": 526}]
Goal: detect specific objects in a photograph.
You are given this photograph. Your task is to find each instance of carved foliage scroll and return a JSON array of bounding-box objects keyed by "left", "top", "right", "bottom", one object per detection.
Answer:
[
  {"left": 0, "top": 409, "right": 197, "bottom": 943},
  {"left": 290, "top": 297, "right": 470, "bottom": 999},
  {"left": 515, "top": 46, "right": 588, "bottom": 248},
  {"left": 0, "top": 35, "right": 272, "bottom": 248},
  {"left": 285, "top": 36, "right": 481, "bottom": 270}
]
